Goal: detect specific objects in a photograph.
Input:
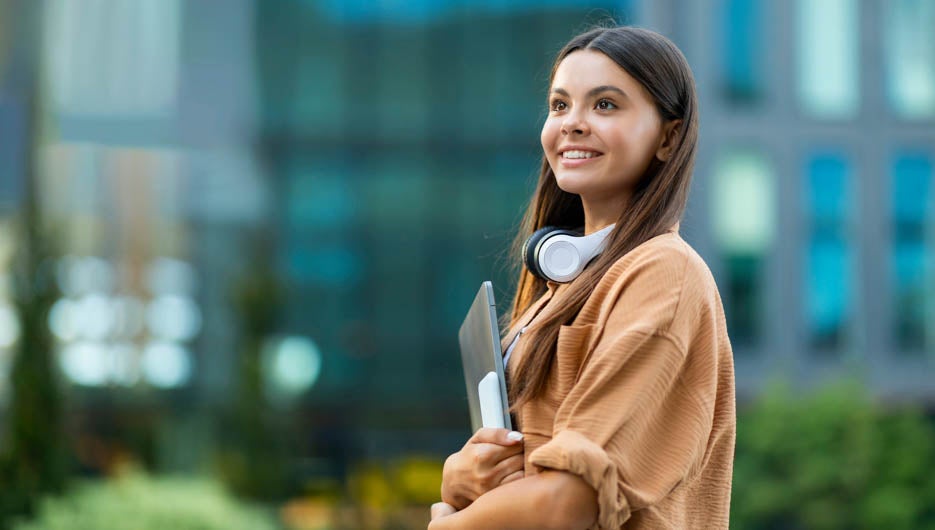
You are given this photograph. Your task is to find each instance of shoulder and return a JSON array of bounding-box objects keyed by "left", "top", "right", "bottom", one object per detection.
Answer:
[
  {"left": 602, "top": 232, "right": 715, "bottom": 296},
  {"left": 582, "top": 232, "right": 720, "bottom": 341}
]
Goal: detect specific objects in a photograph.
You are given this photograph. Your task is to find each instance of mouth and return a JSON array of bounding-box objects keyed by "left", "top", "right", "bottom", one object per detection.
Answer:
[
  {"left": 560, "top": 149, "right": 603, "bottom": 160},
  {"left": 558, "top": 149, "right": 604, "bottom": 167}
]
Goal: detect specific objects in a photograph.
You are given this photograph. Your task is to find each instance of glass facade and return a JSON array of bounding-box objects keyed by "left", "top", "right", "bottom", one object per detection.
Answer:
[
  {"left": 5, "top": 0, "right": 931, "bottom": 418},
  {"left": 254, "top": 1, "right": 631, "bottom": 409}
]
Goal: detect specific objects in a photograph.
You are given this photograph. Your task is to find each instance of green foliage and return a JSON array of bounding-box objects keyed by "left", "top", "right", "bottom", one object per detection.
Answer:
[
  {"left": 216, "top": 234, "right": 289, "bottom": 501},
  {"left": 732, "top": 380, "right": 935, "bottom": 530},
  {"left": 2, "top": 254, "right": 66, "bottom": 522},
  {"left": 11, "top": 470, "right": 280, "bottom": 530},
  {"left": 0, "top": 3, "right": 68, "bottom": 527}
]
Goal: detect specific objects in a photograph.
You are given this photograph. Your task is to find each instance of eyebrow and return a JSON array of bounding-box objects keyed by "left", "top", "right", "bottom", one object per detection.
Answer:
[{"left": 550, "top": 85, "right": 629, "bottom": 101}]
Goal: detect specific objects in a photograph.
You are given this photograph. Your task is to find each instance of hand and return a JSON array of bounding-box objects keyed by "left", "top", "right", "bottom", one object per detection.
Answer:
[{"left": 440, "top": 428, "right": 525, "bottom": 510}]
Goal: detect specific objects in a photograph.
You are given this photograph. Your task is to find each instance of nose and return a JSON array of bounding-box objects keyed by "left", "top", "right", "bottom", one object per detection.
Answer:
[{"left": 561, "top": 108, "right": 590, "bottom": 136}]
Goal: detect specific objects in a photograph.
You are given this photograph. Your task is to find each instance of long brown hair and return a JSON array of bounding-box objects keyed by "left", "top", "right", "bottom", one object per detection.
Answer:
[{"left": 505, "top": 26, "right": 699, "bottom": 410}]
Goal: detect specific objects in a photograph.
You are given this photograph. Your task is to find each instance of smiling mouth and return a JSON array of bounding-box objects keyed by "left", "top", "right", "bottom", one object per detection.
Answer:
[{"left": 560, "top": 149, "right": 604, "bottom": 160}]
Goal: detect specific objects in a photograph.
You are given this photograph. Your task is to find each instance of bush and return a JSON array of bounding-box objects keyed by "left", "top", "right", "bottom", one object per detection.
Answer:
[
  {"left": 11, "top": 470, "right": 280, "bottom": 530},
  {"left": 731, "top": 381, "right": 935, "bottom": 530}
]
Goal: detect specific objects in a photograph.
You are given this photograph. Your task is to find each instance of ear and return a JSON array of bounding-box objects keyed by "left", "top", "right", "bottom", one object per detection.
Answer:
[{"left": 654, "top": 119, "right": 683, "bottom": 162}]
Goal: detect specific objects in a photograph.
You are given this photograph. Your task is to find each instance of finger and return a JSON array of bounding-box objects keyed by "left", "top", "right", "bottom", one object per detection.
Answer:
[
  {"left": 492, "top": 453, "right": 525, "bottom": 482},
  {"left": 471, "top": 441, "right": 524, "bottom": 469},
  {"left": 498, "top": 469, "right": 525, "bottom": 486},
  {"left": 469, "top": 428, "right": 524, "bottom": 447},
  {"left": 431, "top": 502, "right": 457, "bottom": 520}
]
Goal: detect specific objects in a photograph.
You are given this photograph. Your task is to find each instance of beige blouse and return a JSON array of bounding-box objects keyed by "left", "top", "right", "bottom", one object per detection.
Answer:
[{"left": 502, "top": 230, "right": 735, "bottom": 529}]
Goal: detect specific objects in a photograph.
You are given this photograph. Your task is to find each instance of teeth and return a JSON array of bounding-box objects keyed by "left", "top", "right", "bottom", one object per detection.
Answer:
[{"left": 563, "top": 150, "right": 599, "bottom": 159}]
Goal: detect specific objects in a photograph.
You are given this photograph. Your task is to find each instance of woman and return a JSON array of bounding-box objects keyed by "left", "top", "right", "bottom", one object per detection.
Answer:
[{"left": 430, "top": 26, "right": 735, "bottom": 529}]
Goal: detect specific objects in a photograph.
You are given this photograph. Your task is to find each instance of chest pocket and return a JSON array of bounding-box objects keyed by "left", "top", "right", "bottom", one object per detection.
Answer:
[{"left": 546, "top": 323, "right": 596, "bottom": 406}]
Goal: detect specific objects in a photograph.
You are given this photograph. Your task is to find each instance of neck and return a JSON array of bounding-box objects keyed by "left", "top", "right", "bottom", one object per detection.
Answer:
[
  {"left": 581, "top": 196, "right": 681, "bottom": 236},
  {"left": 581, "top": 193, "right": 629, "bottom": 235}
]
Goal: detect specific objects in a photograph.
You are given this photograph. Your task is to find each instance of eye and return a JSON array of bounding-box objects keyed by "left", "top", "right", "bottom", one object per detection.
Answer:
[
  {"left": 550, "top": 99, "right": 567, "bottom": 112},
  {"left": 596, "top": 99, "right": 617, "bottom": 111}
]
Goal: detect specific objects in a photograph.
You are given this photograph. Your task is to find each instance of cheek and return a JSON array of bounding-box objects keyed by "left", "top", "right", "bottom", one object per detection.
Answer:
[
  {"left": 603, "top": 120, "right": 658, "bottom": 158},
  {"left": 540, "top": 120, "right": 559, "bottom": 152}
]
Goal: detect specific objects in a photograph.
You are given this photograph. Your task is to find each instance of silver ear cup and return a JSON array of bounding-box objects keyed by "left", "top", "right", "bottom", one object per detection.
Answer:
[
  {"left": 537, "top": 235, "right": 585, "bottom": 283},
  {"left": 531, "top": 229, "right": 579, "bottom": 282},
  {"left": 534, "top": 224, "right": 616, "bottom": 283}
]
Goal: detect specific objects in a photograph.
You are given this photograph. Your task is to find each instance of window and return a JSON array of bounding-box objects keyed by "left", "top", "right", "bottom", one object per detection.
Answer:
[
  {"left": 43, "top": 0, "right": 181, "bottom": 117},
  {"left": 891, "top": 154, "right": 933, "bottom": 353},
  {"left": 711, "top": 149, "right": 775, "bottom": 349},
  {"left": 796, "top": 0, "right": 859, "bottom": 119},
  {"left": 721, "top": 0, "right": 762, "bottom": 103},
  {"left": 885, "top": 0, "right": 935, "bottom": 119},
  {"left": 804, "top": 154, "right": 853, "bottom": 352}
]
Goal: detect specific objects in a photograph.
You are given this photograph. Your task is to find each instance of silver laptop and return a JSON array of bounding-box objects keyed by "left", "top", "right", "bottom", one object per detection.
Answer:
[{"left": 458, "top": 281, "right": 513, "bottom": 432}]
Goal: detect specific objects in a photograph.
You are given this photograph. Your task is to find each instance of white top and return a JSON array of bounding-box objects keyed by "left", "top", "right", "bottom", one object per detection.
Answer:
[{"left": 502, "top": 325, "right": 528, "bottom": 367}]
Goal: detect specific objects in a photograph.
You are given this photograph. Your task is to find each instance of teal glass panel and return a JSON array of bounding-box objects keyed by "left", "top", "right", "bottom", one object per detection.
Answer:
[
  {"left": 804, "top": 153, "right": 852, "bottom": 352},
  {"left": 722, "top": 0, "right": 762, "bottom": 103},
  {"left": 892, "top": 154, "right": 933, "bottom": 352}
]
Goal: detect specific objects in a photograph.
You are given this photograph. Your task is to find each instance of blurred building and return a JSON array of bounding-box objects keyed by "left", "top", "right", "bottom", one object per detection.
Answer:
[
  {"left": 251, "top": 0, "right": 935, "bottom": 414},
  {"left": 0, "top": 0, "right": 933, "bottom": 475}
]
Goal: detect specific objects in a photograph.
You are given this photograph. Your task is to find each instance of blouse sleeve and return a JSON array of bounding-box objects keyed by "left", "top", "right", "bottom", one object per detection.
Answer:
[{"left": 526, "top": 249, "right": 718, "bottom": 529}]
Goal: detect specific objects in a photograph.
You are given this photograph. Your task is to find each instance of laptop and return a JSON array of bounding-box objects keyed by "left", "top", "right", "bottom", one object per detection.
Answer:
[{"left": 458, "top": 281, "right": 513, "bottom": 432}]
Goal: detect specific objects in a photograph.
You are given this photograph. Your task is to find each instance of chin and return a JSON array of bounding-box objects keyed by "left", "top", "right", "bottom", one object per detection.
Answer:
[{"left": 553, "top": 173, "right": 591, "bottom": 196}]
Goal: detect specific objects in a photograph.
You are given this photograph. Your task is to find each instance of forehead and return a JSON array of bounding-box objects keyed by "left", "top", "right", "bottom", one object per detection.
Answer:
[{"left": 551, "top": 49, "right": 649, "bottom": 101}]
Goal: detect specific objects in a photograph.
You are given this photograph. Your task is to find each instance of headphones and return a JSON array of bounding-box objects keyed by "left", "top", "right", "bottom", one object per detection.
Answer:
[{"left": 522, "top": 224, "right": 615, "bottom": 283}]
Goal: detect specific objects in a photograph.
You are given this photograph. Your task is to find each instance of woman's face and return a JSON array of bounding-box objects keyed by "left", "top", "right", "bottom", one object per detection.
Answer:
[{"left": 540, "top": 49, "right": 669, "bottom": 207}]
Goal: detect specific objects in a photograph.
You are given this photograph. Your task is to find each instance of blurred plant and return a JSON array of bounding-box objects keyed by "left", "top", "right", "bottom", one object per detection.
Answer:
[
  {"left": 339, "top": 456, "right": 442, "bottom": 530},
  {"left": 215, "top": 233, "right": 290, "bottom": 501},
  {"left": 0, "top": 0, "right": 67, "bottom": 526},
  {"left": 731, "top": 380, "right": 935, "bottom": 530},
  {"left": 10, "top": 468, "right": 280, "bottom": 530},
  {"left": 0, "top": 246, "right": 66, "bottom": 523}
]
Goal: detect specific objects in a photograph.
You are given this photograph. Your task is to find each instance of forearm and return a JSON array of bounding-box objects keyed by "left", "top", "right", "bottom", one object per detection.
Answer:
[{"left": 428, "top": 470, "right": 597, "bottom": 530}]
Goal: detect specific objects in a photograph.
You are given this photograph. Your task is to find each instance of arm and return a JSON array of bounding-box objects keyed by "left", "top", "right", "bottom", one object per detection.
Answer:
[{"left": 429, "top": 470, "right": 597, "bottom": 530}]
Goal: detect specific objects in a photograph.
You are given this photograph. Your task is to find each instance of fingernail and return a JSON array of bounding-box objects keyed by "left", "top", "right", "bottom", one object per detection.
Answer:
[{"left": 507, "top": 431, "right": 523, "bottom": 441}]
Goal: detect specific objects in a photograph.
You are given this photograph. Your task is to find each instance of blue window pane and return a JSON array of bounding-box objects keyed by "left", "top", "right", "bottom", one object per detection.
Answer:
[
  {"left": 892, "top": 154, "right": 933, "bottom": 352},
  {"left": 805, "top": 153, "right": 852, "bottom": 352},
  {"left": 807, "top": 155, "right": 850, "bottom": 224},
  {"left": 806, "top": 238, "right": 852, "bottom": 348},
  {"left": 722, "top": 0, "right": 762, "bottom": 102},
  {"left": 893, "top": 156, "right": 932, "bottom": 224}
]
